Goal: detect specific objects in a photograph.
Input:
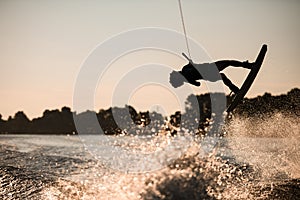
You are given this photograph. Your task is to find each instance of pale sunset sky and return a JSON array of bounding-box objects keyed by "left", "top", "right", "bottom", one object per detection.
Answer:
[{"left": 0, "top": 0, "right": 299, "bottom": 119}]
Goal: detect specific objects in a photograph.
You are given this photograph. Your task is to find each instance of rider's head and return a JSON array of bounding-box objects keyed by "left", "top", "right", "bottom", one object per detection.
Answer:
[{"left": 169, "top": 70, "right": 185, "bottom": 88}]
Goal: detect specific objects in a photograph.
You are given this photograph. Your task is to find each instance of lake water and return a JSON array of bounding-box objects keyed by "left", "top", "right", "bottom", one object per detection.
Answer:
[{"left": 0, "top": 114, "right": 299, "bottom": 199}]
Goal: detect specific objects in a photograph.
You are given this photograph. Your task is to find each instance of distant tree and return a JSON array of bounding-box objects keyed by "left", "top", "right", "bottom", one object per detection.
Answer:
[
  {"left": 74, "top": 110, "right": 100, "bottom": 134},
  {"left": 30, "top": 107, "right": 75, "bottom": 134},
  {"left": 0, "top": 114, "right": 6, "bottom": 133},
  {"left": 183, "top": 93, "right": 226, "bottom": 133},
  {"left": 62, "top": 106, "right": 71, "bottom": 113},
  {"left": 234, "top": 88, "right": 300, "bottom": 117},
  {"left": 0, "top": 114, "right": 3, "bottom": 133},
  {"left": 287, "top": 88, "right": 300, "bottom": 115},
  {"left": 61, "top": 106, "right": 76, "bottom": 133},
  {"left": 4, "top": 111, "right": 30, "bottom": 133},
  {"left": 14, "top": 111, "right": 30, "bottom": 122}
]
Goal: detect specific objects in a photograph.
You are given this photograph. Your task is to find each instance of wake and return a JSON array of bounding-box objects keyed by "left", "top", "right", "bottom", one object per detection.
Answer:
[{"left": 0, "top": 112, "right": 299, "bottom": 199}]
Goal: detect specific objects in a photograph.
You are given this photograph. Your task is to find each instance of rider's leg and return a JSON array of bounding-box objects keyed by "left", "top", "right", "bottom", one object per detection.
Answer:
[
  {"left": 215, "top": 60, "right": 252, "bottom": 71},
  {"left": 220, "top": 73, "right": 239, "bottom": 94}
]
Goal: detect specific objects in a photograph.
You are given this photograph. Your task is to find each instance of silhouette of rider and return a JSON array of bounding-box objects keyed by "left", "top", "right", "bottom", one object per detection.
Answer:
[{"left": 169, "top": 60, "right": 253, "bottom": 94}]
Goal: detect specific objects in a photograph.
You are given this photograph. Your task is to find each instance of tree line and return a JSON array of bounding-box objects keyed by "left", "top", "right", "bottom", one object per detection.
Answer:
[{"left": 0, "top": 88, "right": 298, "bottom": 135}]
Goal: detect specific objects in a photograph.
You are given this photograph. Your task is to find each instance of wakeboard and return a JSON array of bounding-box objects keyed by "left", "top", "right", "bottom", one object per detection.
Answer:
[{"left": 226, "top": 44, "right": 268, "bottom": 113}]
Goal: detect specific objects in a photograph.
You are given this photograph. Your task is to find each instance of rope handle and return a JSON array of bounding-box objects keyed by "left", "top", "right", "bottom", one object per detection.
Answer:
[{"left": 182, "top": 52, "right": 193, "bottom": 64}]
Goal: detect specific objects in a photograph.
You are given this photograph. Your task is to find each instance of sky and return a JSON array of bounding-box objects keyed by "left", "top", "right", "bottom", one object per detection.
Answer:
[{"left": 0, "top": 0, "right": 299, "bottom": 119}]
